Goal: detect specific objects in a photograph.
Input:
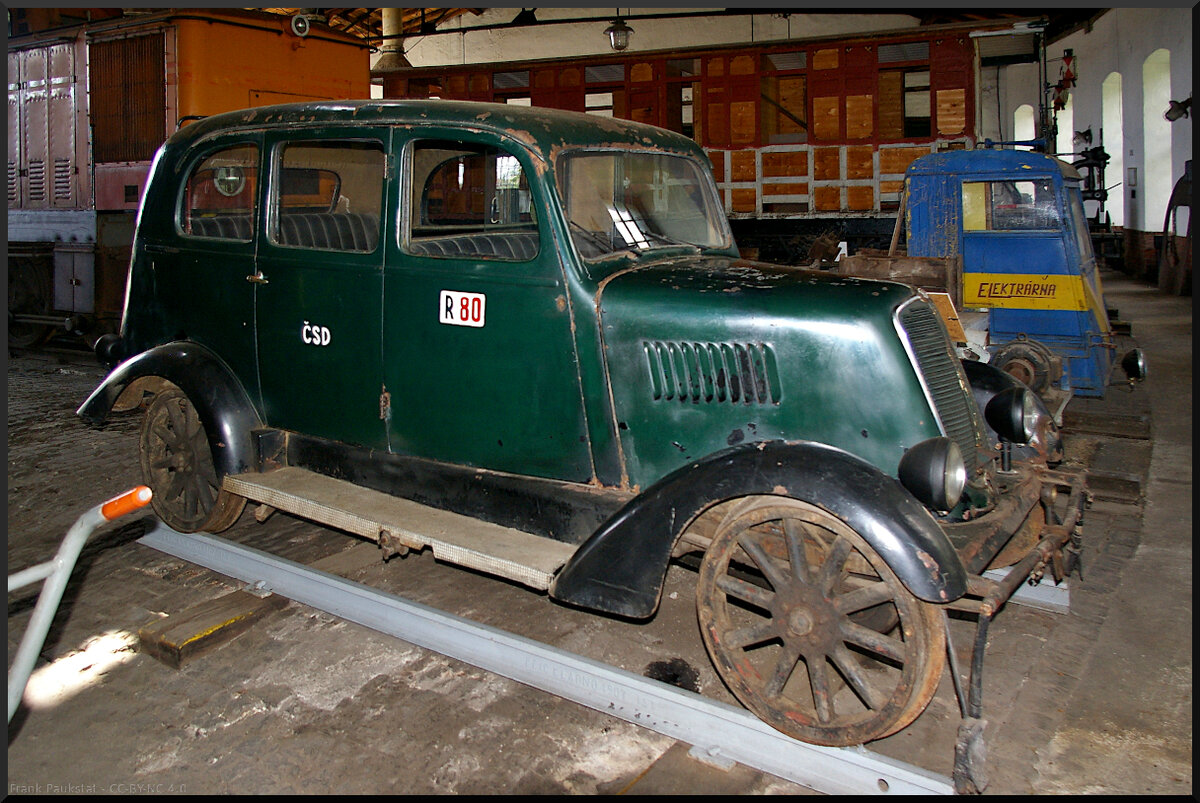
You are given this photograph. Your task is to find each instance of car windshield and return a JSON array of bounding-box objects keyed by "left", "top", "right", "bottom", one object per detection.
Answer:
[{"left": 556, "top": 150, "right": 729, "bottom": 260}]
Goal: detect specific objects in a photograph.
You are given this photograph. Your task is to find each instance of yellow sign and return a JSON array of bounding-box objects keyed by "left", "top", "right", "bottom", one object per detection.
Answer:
[{"left": 963, "top": 273, "right": 1089, "bottom": 311}]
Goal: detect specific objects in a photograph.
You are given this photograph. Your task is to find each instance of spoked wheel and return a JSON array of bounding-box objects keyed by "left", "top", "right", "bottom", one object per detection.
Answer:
[
  {"left": 139, "top": 387, "right": 245, "bottom": 533},
  {"left": 697, "top": 496, "right": 945, "bottom": 746}
]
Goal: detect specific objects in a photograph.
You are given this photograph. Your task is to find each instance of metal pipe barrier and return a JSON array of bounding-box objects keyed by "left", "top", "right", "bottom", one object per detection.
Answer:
[{"left": 7, "top": 486, "right": 153, "bottom": 723}]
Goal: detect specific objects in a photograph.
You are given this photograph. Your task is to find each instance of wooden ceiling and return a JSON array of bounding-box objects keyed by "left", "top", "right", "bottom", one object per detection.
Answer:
[
  {"left": 258, "top": 9, "right": 486, "bottom": 46},
  {"left": 7, "top": 8, "right": 1104, "bottom": 48},
  {"left": 257, "top": 8, "right": 1105, "bottom": 49}
]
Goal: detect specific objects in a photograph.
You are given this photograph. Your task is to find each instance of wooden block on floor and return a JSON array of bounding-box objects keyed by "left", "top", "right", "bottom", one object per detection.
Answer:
[
  {"left": 307, "top": 542, "right": 383, "bottom": 576},
  {"left": 138, "top": 590, "right": 288, "bottom": 669}
]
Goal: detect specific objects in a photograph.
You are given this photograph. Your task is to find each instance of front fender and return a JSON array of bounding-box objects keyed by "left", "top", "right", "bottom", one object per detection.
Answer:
[
  {"left": 77, "top": 341, "right": 263, "bottom": 479},
  {"left": 550, "top": 440, "right": 967, "bottom": 619}
]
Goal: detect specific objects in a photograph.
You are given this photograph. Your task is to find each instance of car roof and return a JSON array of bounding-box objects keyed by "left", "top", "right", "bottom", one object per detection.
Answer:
[
  {"left": 166, "top": 99, "right": 705, "bottom": 161},
  {"left": 907, "top": 147, "right": 1080, "bottom": 180}
]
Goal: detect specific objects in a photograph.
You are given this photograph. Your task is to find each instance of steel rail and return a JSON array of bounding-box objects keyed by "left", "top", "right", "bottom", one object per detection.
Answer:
[{"left": 137, "top": 521, "right": 954, "bottom": 795}]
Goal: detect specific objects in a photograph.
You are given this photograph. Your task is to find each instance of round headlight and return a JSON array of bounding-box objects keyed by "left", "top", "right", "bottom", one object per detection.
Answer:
[
  {"left": 984, "top": 386, "right": 1036, "bottom": 444},
  {"left": 898, "top": 437, "right": 968, "bottom": 512},
  {"left": 94, "top": 333, "right": 127, "bottom": 371},
  {"left": 1121, "top": 348, "right": 1147, "bottom": 382}
]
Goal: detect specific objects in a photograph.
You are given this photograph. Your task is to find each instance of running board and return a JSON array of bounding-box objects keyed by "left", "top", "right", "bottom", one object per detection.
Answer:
[{"left": 223, "top": 467, "right": 577, "bottom": 591}]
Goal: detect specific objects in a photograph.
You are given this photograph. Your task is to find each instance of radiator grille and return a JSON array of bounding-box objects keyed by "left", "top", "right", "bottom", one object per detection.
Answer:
[
  {"left": 644, "top": 340, "right": 781, "bottom": 405},
  {"left": 896, "top": 299, "right": 981, "bottom": 471}
]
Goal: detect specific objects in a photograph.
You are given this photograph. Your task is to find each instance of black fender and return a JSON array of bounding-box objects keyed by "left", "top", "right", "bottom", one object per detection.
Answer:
[
  {"left": 961, "top": 358, "right": 1062, "bottom": 463},
  {"left": 76, "top": 341, "right": 263, "bottom": 479},
  {"left": 549, "top": 440, "right": 967, "bottom": 619}
]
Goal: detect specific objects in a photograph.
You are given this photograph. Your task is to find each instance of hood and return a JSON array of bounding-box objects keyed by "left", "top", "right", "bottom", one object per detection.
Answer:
[
  {"left": 596, "top": 254, "right": 918, "bottom": 331},
  {"left": 595, "top": 255, "right": 945, "bottom": 490}
]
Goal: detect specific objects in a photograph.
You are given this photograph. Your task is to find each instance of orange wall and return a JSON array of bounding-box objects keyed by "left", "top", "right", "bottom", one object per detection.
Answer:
[{"left": 174, "top": 16, "right": 369, "bottom": 118}]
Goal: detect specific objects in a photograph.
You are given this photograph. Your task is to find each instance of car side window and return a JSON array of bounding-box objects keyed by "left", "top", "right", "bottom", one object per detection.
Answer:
[
  {"left": 961, "top": 179, "right": 1061, "bottom": 232},
  {"left": 269, "top": 140, "right": 384, "bottom": 253},
  {"left": 406, "top": 139, "right": 540, "bottom": 262},
  {"left": 181, "top": 144, "right": 259, "bottom": 241}
]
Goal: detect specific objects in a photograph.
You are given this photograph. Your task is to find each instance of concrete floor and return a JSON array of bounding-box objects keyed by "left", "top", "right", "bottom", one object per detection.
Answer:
[{"left": 7, "top": 270, "right": 1191, "bottom": 795}]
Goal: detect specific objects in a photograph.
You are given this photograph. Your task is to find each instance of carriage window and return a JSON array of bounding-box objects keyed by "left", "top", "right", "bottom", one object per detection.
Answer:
[
  {"left": 269, "top": 140, "right": 384, "bottom": 253},
  {"left": 406, "top": 139, "right": 540, "bottom": 262},
  {"left": 962, "top": 179, "right": 1061, "bottom": 231},
  {"left": 181, "top": 144, "right": 259, "bottom": 241}
]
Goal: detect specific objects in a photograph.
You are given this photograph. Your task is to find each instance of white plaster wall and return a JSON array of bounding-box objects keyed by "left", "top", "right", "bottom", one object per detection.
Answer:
[
  {"left": 387, "top": 9, "right": 920, "bottom": 67},
  {"left": 997, "top": 8, "right": 1192, "bottom": 232}
]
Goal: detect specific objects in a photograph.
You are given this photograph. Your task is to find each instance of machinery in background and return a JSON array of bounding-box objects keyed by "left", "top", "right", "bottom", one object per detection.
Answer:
[
  {"left": 1157, "top": 159, "right": 1192, "bottom": 296},
  {"left": 837, "top": 145, "right": 1145, "bottom": 406}
]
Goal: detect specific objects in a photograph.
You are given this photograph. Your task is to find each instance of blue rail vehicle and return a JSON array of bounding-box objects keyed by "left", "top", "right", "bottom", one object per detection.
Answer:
[{"left": 905, "top": 147, "right": 1129, "bottom": 398}]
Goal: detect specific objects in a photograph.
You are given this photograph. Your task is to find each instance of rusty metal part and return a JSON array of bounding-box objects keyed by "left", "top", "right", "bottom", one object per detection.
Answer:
[
  {"left": 943, "top": 468, "right": 1043, "bottom": 573},
  {"left": 940, "top": 466, "right": 1086, "bottom": 792},
  {"left": 977, "top": 477, "right": 1084, "bottom": 619},
  {"left": 945, "top": 464, "right": 1086, "bottom": 575},
  {"left": 983, "top": 504, "right": 1045, "bottom": 569},
  {"left": 960, "top": 469, "right": 1086, "bottom": 726},
  {"left": 696, "top": 496, "right": 945, "bottom": 747},
  {"left": 953, "top": 717, "right": 989, "bottom": 794},
  {"left": 377, "top": 528, "right": 409, "bottom": 560}
]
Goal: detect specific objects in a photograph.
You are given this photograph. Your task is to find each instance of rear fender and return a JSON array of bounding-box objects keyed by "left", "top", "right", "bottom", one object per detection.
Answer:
[
  {"left": 550, "top": 440, "right": 967, "bottom": 619},
  {"left": 77, "top": 341, "right": 263, "bottom": 479}
]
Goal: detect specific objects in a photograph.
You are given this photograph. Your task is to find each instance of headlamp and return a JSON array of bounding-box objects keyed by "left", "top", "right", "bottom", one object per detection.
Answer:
[
  {"left": 984, "top": 386, "right": 1037, "bottom": 444},
  {"left": 898, "top": 437, "right": 968, "bottom": 512}
]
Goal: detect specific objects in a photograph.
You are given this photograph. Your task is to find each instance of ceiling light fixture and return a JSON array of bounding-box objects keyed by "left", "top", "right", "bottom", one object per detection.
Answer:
[{"left": 605, "top": 11, "right": 633, "bottom": 52}]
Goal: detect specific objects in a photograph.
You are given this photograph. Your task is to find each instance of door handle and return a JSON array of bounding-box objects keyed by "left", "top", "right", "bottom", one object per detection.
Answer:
[{"left": 245, "top": 272, "right": 269, "bottom": 285}]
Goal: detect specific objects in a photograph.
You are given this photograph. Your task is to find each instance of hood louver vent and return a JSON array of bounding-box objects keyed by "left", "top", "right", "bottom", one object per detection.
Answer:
[{"left": 644, "top": 340, "right": 781, "bottom": 405}]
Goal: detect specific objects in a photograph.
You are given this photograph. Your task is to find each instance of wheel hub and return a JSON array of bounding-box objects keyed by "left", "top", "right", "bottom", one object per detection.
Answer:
[
  {"left": 777, "top": 585, "right": 839, "bottom": 649},
  {"left": 787, "top": 607, "right": 814, "bottom": 636}
]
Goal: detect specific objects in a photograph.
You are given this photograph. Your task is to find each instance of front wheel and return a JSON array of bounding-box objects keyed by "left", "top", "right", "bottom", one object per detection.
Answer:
[
  {"left": 139, "top": 387, "right": 246, "bottom": 532},
  {"left": 696, "top": 496, "right": 945, "bottom": 746}
]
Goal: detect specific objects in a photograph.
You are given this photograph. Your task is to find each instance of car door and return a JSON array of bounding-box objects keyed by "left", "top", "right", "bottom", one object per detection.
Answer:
[
  {"left": 253, "top": 129, "right": 391, "bottom": 450},
  {"left": 159, "top": 136, "right": 262, "bottom": 399},
  {"left": 381, "top": 129, "right": 593, "bottom": 482}
]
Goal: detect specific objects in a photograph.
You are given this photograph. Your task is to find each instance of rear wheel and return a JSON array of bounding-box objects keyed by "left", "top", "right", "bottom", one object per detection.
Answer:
[
  {"left": 139, "top": 387, "right": 245, "bottom": 532},
  {"left": 696, "top": 496, "right": 945, "bottom": 746}
]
